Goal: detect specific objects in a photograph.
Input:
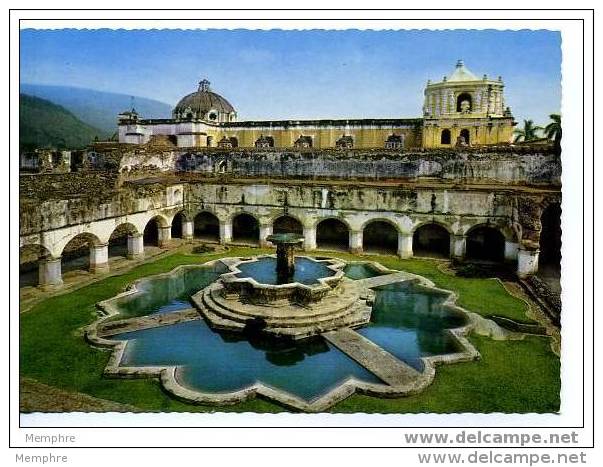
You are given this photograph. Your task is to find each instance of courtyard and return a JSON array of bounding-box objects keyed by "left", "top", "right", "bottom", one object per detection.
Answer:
[{"left": 19, "top": 242, "right": 560, "bottom": 414}]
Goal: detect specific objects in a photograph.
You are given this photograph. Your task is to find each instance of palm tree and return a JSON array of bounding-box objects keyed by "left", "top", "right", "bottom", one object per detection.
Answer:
[
  {"left": 544, "top": 113, "right": 562, "bottom": 151},
  {"left": 514, "top": 119, "right": 543, "bottom": 143}
]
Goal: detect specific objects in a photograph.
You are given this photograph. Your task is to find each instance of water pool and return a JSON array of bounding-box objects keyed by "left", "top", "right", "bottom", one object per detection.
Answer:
[
  {"left": 357, "top": 281, "right": 467, "bottom": 371},
  {"left": 344, "top": 263, "right": 387, "bottom": 280},
  {"left": 113, "top": 320, "right": 382, "bottom": 401},
  {"left": 234, "top": 256, "right": 335, "bottom": 285},
  {"left": 111, "top": 266, "right": 221, "bottom": 319},
  {"left": 102, "top": 258, "right": 468, "bottom": 402}
]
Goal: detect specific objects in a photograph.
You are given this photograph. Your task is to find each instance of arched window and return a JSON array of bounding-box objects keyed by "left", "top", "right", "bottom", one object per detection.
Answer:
[
  {"left": 441, "top": 129, "right": 451, "bottom": 145},
  {"left": 385, "top": 134, "right": 404, "bottom": 149},
  {"left": 456, "top": 92, "right": 472, "bottom": 113},
  {"left": 459, "top": 129, "right": 470, "bottom": 145}
]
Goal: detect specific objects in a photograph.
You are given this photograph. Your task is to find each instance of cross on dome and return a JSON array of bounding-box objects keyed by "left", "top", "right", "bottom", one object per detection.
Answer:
[{"left": 198, "top": 79, "right": 211, "bottom": 92}]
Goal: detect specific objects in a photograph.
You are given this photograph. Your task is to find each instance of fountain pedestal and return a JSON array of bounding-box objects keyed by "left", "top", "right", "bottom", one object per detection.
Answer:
[{"left": 267, "top": 233, "right": 305, "bottom": 284}]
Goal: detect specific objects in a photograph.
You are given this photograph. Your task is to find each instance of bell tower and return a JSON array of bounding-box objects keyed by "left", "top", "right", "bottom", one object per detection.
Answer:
[{"left": 422, "top": 60, "right": 515, "bottom": 148}]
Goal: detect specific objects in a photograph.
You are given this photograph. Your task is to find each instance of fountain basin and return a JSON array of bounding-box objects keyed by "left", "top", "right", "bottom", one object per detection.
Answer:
[
  {"left": 220, "top": 255, "right": 345, "bottom": 304},
  {"left": 192, "top": 255, "right": 370, "bottom": 340}
]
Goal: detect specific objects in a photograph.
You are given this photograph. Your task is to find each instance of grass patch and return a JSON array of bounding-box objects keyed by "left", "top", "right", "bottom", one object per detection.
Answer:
[
  {"left": 20, "top": 247, "right": 558, "bottom": 413},
  {"left": 333, "top": 334, "right": 560, "bottom": 413},
  {"left": 328, "top": 251, "right": 533, "bottom": 323}
]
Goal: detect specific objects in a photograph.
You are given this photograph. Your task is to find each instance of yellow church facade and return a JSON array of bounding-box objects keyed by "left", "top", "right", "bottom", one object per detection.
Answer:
[{"left": 117, "top": 61, "right": 515, "bottom": 150}]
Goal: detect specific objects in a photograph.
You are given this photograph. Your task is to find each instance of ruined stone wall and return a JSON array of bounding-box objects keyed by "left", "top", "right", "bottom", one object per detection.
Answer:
[
  {"left": 19, "top": 177, "right": 170, "bottom": 237},
  {"left": 174, "top": 149, "right": 560, "bottom": 186},
  {"left": 184, "top": 181, "right": 549, "bottom": 225},
  {"left": 19, "top": 172, "right": 121, "bottom": 201}
]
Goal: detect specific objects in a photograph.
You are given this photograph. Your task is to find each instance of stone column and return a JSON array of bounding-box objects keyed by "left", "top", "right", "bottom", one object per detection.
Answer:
[
  {"left": 38, "top": 256, "right": 63, "bottom": 289},
  {"left": 504, "top": 241, "right": 519, "bottom": 262},
  {"left": 303, "top": 225, "right": 317, "bottom": 251},
  {"left": 451, "top": 235, "right": 467, "bottom": 260},
  {"left": 219, "top": 220, "right": 232, "bottom": 244},
  {"left": 517, "top": 248, "right": 539, "bottom": 278},
  {"left": 89, "top": 243, "right": 109, "bottom": 273},
  {"left": 127, "top": 234, "right": 144, "bottom": 259},
  {"left": 349, "top": 230, "right": 363, "bottom": 254},
  {"left": 182, "top": 220, "right": 194, "bottom": 240},
  {"left": 398, "top": 233, "right": 413, "bottom": 259},
  {"left": 158, "top": 226, "right": 172, "bottom": 248},
  {"left": 259, "top": 224, "right": 273, "bottom": 248}
]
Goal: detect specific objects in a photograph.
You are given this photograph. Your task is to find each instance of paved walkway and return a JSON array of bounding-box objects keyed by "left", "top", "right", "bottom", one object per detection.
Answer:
[
  {"left": 96, "top": 308, "right": 200, "bottom": 337},
  {"left": 322, "top": 328, "right": 420, "bottom": 386},
  {"left": 355, "top": 271, "right": 416, "bottom": 289}
]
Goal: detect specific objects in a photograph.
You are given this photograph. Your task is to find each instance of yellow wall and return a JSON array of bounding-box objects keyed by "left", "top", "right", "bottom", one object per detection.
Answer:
[
  {"left": 200, "top": 126, "right": 421, "bottom": 149},
  {"left": 422, "top": 119, "right": 515, "bottom": 148}
]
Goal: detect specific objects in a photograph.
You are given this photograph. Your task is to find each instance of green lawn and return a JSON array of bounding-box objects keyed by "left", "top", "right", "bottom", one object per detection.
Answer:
[
  {"left": 20, "top": 247, "right": 559, "bottom": 413},
  {"left": 328, "top": 252, "right": 534, "bottom": 323}
]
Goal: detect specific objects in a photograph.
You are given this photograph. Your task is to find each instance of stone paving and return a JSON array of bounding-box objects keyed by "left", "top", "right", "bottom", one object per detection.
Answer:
[
  {"left": 322, "top": 328, "right": 420, "bottom": 386},
  {"left": 96, "top": 308, "right": 201, "bottom": 338}
]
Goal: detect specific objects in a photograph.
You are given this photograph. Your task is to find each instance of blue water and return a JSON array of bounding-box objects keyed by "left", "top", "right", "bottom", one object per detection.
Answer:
[
  {"left": 114, "top": 320, "right": 382, "bottom": 401},
  {"left": 111, "top": 266, "right": 221, "bottom": 319},
  {"left": 105, "top": 260, "right": 467, "bottom": 401},
  {"left": 344, "top": 263, "right": 387, "bottom": 280},
  {"left": 357, "top": 281, "right": 467, "bottom": 371},
  {"left": 235, "top": 256, "right": 335, "bottom": 285}
]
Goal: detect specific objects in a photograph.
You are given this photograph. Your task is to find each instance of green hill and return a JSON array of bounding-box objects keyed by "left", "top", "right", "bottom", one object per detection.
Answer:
[
  {"left": 20, "top": 84, "right": 172, "bottom": 134},
  {"left": 20, "top": 94, "right": 105, "bottom": 151}
]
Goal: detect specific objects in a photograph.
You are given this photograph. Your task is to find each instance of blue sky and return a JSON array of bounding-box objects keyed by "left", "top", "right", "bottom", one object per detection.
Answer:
[{"left": 20, "top": 29, "right": 561, "bottom": 125}]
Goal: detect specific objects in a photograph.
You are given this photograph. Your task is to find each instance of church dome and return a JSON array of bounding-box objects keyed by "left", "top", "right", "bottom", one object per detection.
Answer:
[{"left": 173, "top": 79, "right": 237, "bottom": 122}]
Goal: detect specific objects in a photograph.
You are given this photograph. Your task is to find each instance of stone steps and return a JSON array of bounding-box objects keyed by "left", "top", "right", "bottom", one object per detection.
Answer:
[
  {"left": 203, "top": 286, "right": 363, "bottom": 328},
  {"left": 193, "top": 283, "right": 372, "bottom": 340},
  {"left": 209, "top": 283, "right": 360, "bottom": 322}
]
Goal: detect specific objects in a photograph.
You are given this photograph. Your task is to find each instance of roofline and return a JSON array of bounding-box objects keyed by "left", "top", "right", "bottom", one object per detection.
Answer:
[{"left": 129, "top": 117, "right": 424, "bottom": 127}]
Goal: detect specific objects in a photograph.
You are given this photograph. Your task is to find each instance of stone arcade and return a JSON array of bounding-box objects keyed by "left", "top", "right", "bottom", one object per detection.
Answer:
[{"left": 19, "top": 61, "right": 561, "bottom": 293}]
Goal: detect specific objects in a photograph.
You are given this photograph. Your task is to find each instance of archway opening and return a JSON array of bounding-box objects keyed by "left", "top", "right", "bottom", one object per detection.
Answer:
[
  {"left": 273, "top": 215, "right": 303, "bottom": 235},
  {"left": 20, "top": 244, "right": 51, "bottom": 287},
  {"left": 143, "top": 218, "right": 161, "bottom": 247},
  {"left": 363, "top": 221, "right": 398, "bottom": 254},
  {"left": 413, "top": 224, "right": 450, "bottom": 258},
  {"left": 61, "top": 233, "right": 100, "bottom": 275},
  {"left": 194, "top": 212, "right": 220, "bottom": 242},
  {"left": 456, "top": 92, "right": 472, "bottom": 112},
  {"left": 539, "top": 203, "right": 562, "bottom": 289},
  {"left": 441, "top": 129, "right": 451, "bottom": 145},
  {"left": 232, "top": 213, "right": 259, "bottom": 245},
  {"left": 459, "top": 128, "right": 470, "bottom": 145},
  {"left": 171, "top": 212, "right": 186, "bottom": 239},
  {"left": 108, "top": 223, "right": 138, "bottom": 259},
  {"left": 466, "top": 226, "right": 505, "bottom": 262},
  {"left": 316, "top": 218, "right": 349, "bottom": 251}
]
